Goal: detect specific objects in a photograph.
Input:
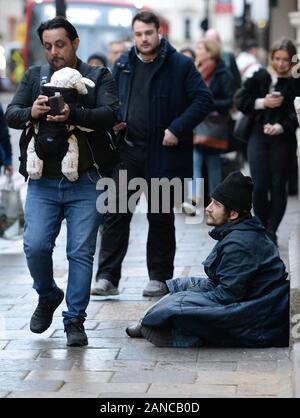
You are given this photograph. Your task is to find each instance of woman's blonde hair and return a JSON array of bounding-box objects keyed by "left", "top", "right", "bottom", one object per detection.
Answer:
[{"left": 197, "top": 39, "right": 222, "bottom": 61}]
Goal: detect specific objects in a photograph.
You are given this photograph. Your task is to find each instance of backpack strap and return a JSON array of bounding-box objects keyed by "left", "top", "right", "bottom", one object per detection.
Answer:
[{"left": 40, "top": 64, "right": 50, "bottom": 93}]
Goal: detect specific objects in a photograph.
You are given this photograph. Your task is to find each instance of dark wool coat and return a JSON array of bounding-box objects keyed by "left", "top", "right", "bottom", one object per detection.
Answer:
[
  {"left": 113, "top": 38, "right": 214, "bottom": 179},
  {"left": 142, "top": 216, "right": 289, "bottom": 348}
]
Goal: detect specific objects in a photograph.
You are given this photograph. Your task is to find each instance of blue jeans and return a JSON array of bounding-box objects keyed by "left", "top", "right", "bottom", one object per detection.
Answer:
[
  {"left": 192, "top": 148, "right": 222, "bottom": 198},
  {"left": 23, "top": 169, "right": 102, "bottom": 324}
]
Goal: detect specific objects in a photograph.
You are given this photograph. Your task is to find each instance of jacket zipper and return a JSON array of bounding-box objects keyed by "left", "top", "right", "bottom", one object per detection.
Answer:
[{"left": 86, "top": 138, "right": 102, "bottom": 178}]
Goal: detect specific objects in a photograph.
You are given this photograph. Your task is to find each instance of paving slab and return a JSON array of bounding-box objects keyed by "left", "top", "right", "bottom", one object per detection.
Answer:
[
  {"left": 147, "top": 383, "right": 237, "bottom": 396},
  {"left": 0, "top": 358, "right": 75, "bottom": 372},
  {"left": 7, "top": 391, "right": 96, "bottom": 398},
  {"left": 59, "top": 382, "right": 149, "bottom": 395},
  {"left": 72, "top": 359, "right": 157, "bottom": 372},
  {"left": 25, "top": 370, "right": 113, "bottom": 383}
]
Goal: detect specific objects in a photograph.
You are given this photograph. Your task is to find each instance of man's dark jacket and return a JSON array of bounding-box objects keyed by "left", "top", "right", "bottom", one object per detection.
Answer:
[
  {"left": 142, "top": 216, "right": 289, "bottom": 347},
  {"left": 113, "top": 38, "right": 214, "bottom": 179},
  {"left": 5, "top": 59, "right": 119, "bottom": 178}
]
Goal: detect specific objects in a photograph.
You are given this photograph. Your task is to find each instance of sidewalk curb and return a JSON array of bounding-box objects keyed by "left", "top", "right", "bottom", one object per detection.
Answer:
[
  {"left": 293, "top": 343, "right": 300, "bottom": 398},
  {"left": 289, "top": 229, "right": 300, "bottom": 398}
]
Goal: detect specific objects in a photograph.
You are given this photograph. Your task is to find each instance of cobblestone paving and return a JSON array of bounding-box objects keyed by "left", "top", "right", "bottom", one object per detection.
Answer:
[{"left": 0, "top": 188, "right": 297, "bottom": 398}]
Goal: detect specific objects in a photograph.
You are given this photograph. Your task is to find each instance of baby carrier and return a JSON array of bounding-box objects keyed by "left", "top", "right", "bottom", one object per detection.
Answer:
[
  {"left": 19, "top": 64, "right": 119, "bottom": 180},
  {"left": 34, "top": 84, "right": 78, "bottom": 161}
]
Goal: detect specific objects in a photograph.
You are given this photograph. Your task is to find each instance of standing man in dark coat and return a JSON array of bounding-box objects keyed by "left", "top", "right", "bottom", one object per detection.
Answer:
[
  {"left": 126, "top": 171, "right": 289, "bottom": 348},
  {"left": 92, "top": 11, "right": 213, "bottom": 298},
  {"left": 5, "top": 17, "right": 119, "bottom": 347}
]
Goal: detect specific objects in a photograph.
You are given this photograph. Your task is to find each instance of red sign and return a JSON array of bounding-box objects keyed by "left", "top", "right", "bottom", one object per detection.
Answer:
[{"left": 214, "top": 0, "right": 233, "bottom": 14}]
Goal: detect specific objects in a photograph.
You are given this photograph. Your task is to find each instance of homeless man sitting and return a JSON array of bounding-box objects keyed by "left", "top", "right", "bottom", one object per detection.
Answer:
[{"left": 126, "top": 171, "right": 289, "bottom": 348}]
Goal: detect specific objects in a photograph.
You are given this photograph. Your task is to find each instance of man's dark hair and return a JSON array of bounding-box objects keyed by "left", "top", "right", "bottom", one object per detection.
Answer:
[
  {"left": 132, "top": 11, "right": 160, "bottom": 30},
  {"left": 244, "top": 39, "right": 259, "bottom": 52},
  {"left": 37, "top": 16, "right": 79, "bottom": 44},
  {"left": 223, "top": 206, "right": 250, "bottom": 219},
  {"left": 180, "top": 47, "right": 196, "bottom": 61}
]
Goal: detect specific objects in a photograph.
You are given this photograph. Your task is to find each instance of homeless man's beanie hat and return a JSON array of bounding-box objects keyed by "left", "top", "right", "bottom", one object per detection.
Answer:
[{"left": 211, "top": 171, "right": 253, "bottom": 213}]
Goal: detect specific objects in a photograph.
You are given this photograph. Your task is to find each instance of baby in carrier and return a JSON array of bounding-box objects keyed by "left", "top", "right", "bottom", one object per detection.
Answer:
[{"left": 26, "top": 67, "right": 95, "bottom": 181}]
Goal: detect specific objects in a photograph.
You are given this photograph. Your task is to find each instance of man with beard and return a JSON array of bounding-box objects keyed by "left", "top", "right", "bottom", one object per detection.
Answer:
[
  {"left": 126, "top": 171, "right": 289, "bottom": 348},
  {"left": 5, "top": 17, "right": 119, "bottom": 347},
  {"left": 92, "top": 11, "right": 213, "bottom": 298}
]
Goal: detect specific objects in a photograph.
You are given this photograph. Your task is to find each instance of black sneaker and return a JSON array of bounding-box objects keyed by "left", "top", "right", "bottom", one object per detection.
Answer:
[
  {"left": 64, "top": 318, "right": 88, "bottom": 347},
  {"left": 30, "top": 288, "right": 64, "bottom": 334},
  {"left": 140, "top": 325, "right": 174, "bottom": 347},
  {"left": 125, "top": 321, "right": 143, "bottom": 338}
]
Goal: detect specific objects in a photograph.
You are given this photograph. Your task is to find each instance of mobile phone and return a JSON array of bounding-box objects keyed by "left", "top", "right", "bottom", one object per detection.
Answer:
[{"left": 48, "top": 93, "right": 65, "bottom": 116}]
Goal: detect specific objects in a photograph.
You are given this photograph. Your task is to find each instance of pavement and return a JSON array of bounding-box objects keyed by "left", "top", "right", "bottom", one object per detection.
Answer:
[{"left": 0, "top": 176, "right": 297, "bottom": 398}]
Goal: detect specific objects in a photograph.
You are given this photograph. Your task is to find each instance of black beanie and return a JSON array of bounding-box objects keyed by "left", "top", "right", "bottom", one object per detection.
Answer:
[{"left": 211, "top": 171, "right": 253, "bottom": 213}]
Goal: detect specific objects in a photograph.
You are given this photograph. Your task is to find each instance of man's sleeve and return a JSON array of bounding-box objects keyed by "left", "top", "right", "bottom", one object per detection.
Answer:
[
  {"left": 203, "top": 242, "right": 258, "bottom": 305},
  {"left": 168, "top": 60, "right": 214, "bottom": 139},
  {"left": 68, "top": 68, "right": 119, "bottom": 130},
  {"left": 5, "top": 69, "right": 34, "bottom": 129}
]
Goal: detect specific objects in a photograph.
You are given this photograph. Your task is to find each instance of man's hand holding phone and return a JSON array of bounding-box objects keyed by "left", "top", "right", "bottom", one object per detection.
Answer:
[
  {"left": 31, "top": 95, "right": 50, "bottom": 119},
  {"left": 46, "top": 94, "right": 70, "bottom": 122}
]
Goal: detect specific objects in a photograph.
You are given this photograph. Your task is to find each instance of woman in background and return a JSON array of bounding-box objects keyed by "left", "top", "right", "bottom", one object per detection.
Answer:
[
  {"left": 235, "top": 38, "right": 299, "bottom": 245},
  {"left": 192, "top": 39, "right": 235, "bottom": 205}
]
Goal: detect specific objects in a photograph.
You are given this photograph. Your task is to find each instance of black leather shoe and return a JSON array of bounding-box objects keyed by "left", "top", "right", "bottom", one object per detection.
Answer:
[
  {"left": 140, "top": 325, "right": 174, "bottom": 347},
  {"left": 125, "top": 322, "right": 143, "bottom": 338},
  {"left": 30, "top": 288, "right": 64, "bottom": 334},
  {"left": 64, "top": 318, "right": 88, "bottom": 347}
]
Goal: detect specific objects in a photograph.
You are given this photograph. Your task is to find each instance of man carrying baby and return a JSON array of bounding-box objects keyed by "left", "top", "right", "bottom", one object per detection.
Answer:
[{"left": 5, "top": 16, "right": 119, "bottom": 347}]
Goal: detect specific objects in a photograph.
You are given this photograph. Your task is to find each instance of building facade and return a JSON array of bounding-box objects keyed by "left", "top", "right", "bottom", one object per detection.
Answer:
[
  {"left": 0, "top": 0, "right": 24, "bottom": 44},
  {"left": 289, "top": 0, "right": 300, "bottom": 51}
]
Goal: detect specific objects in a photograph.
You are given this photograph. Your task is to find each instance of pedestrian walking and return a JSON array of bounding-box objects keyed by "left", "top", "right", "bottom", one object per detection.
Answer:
[
  {"left": 180, "top": 47, "right": 196, "bottom": 62},
  {"left": 204, "top": 28, "right": 241, "bottom": 92},
  {"left": 236, "top": 39, "right": 262, "bottom": 82},
  {"left": 5, "top": 16, "right": 119, "bottom": 347},
  {"left": 126, "top": 171, "right": 289, "bottom": 348},
  {"left": 0, "top": 102, "right": 13, "bottom": 176},
  {"left": 192, "top": 38, "right": 235, "bottom": 205},
  {"left": 235, "top": 38, "right": 299, "bottom": 245},
  {"left": 107, "top": 40, "right": 126, "bottom": 69},
  {"left": 92, "top": 11, "right": 213, "bottom": 298},
  {"left": 87, "top": 52, "right": 108, "bottom": 68}
]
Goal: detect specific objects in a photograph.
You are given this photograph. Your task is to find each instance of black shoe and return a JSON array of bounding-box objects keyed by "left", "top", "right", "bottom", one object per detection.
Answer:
[
  {"left": 30, "top": 288, "right": 64, "bottom": 334},
  {"left": 126, "top": 322, "right": 143, "bottom": 338},
  {"left": 140, "top": 325, "right": 174, "bottom": 347},
  {"left": 64, "top": 318, "right": 88, "bottom": 347}
]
